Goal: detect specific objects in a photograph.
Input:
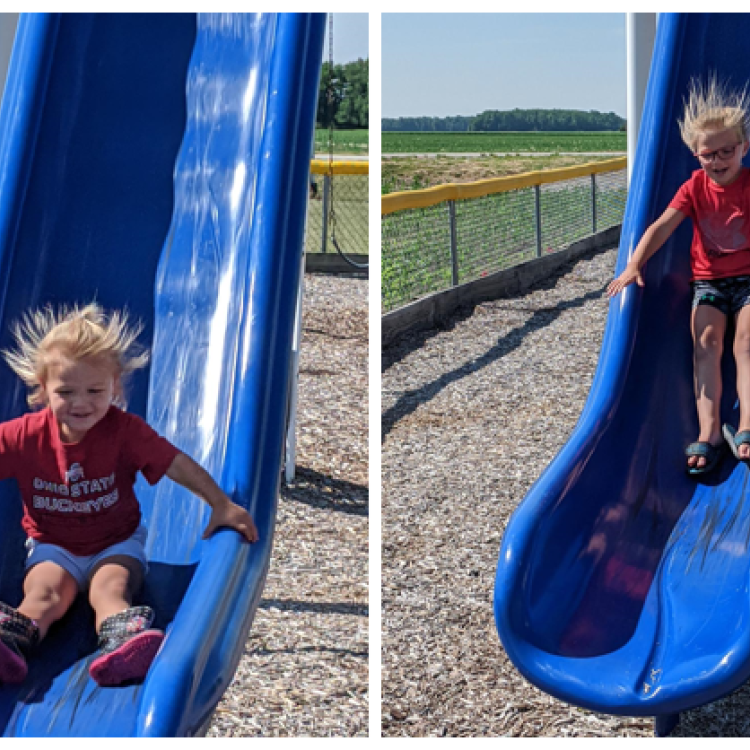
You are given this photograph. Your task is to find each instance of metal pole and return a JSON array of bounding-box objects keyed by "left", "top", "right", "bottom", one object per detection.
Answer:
[
  {"left": 534, "top": 185, "right": 542, "bottom": 257},
  {"left": 627, "top": 13, "right": 657, "bottom": 185},
  {"left": 591, "top": 173, "right": 598, "bottom": 234},
  {"left": 321, "top": 174, "right": 330, "bottom": 253},
  {"left": 448, "top": 200, "right": 459, "bottom": 286},
  {"left": 284, "top": 252, "right": 306, "bottom": 484},
  {"left": 0, "top": 14, "right": 19, "bottom": 105}
]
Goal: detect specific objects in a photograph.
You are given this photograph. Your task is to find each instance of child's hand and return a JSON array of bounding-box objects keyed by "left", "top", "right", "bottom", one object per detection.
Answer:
[
  {"left": 166, "top": 453, "right": 259, "bottom": 543},
  {"left": 202, "top": 499, "right": 259, "bottom": 543},
  {"left": 607, "top": 262, "right": 645, "bottom": 297}
]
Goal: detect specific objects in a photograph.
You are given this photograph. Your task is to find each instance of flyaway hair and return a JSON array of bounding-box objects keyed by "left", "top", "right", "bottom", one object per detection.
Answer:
[
  {"left": 679, "top": 74, "right": 750, "bottom": 151},
  {"left": 2, "top": 303, "right": 149, "bottom": 407}
]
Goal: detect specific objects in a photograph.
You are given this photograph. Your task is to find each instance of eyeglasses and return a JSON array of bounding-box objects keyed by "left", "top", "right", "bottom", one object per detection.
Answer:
[{"left": 695, "top": 142, "right": 742, "bottom": 163}]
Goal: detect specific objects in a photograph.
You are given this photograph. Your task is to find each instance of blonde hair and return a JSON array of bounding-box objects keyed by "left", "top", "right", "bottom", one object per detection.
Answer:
[
  {"left": 679, "top": 75, "right": 750, "bottom": 151},
  {"left": 2, "top": 303, "right": 149, "bottom": 408}
]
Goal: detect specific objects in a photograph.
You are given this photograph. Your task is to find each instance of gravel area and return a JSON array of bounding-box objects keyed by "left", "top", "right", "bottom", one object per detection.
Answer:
[
  {"left": 208, "top": 272, "right": 368, "bottom": 737},
  {"left": 381, "top": 246, "right": 750, "bottom": 737}
]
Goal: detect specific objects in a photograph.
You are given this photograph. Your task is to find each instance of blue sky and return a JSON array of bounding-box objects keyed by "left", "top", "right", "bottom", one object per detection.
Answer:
[
  {"left": 326, "top": 13, "right": 368, "bottom": 64},
  {"left": 382, "top": 13, "right": 626, "bottom": 118}
]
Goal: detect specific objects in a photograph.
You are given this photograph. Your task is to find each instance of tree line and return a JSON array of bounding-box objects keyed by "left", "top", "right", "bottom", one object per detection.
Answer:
[
  {"left": 316, "top": 59, "right": 369, "bottom": 130},
  {"left": 382, "top": 108, "right": 626, "bottom": 132}
]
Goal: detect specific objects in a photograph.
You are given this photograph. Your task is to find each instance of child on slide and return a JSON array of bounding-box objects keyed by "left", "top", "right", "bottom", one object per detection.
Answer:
[
  {"left": 0, "top": 304, "right": 258, "bottom": 686},
  {"left": 608, "top": 77, "right": 750, "bottom": 475}
]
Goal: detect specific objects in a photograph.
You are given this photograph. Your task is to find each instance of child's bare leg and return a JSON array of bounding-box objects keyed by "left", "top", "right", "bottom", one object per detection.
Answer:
[
  {"left": 734, "top": 305, "right": 750, "bottom": 459},
  {"left": 691, "top": 304, "right": 727, "bottom": 468},
  {"left": 18, "top": 562, "right": 78, "bottom": 639},
  {"left": 87, "top": 556, "right": 162, "bottom": 686},
  {"left": 88, "top": 556, "right": 143, "bottom": 631}
]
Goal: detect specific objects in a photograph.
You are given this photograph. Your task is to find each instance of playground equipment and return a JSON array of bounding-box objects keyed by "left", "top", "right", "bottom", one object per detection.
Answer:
[
  {"left": 0, "top": 12, "right": 324, "bottom": 736},
  {"left": 495, "top": 13, "right": 750, "bottom": 736}
]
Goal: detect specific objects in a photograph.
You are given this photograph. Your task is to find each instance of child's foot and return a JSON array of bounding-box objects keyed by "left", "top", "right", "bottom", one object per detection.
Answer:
[
  {"left": 737, "top": 424, "right": 750, "bottom": 461},
  {"left": 89, "top": 606, "right": 164, "bottom": 687},
  {"left": 686, "top": 437, "right": 727, "bottom": 475},
  {"left": 723, "top": 424, "right": 750, "bottom": 464},
  {"left": 0, "top": 601, "right": 40, "bottom": 684},
  {"left": 686, "top": 436, "right": 724, "bottom": 471}
]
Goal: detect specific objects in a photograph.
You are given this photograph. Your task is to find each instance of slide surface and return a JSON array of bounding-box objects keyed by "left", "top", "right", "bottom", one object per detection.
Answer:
[
  {"left": 0, "top": 12, "right": 324, "bottom": 736},
  {"left": 495, "top": 13, "right": 750, "bottom": 718}
]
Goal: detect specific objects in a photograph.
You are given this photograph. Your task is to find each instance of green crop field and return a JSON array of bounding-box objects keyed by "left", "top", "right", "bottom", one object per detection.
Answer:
[
  {"left": 382, "top": 131, "right": 626, "bottom": 154},
  {"left": 314, "top": 128, "right": 369, "bottom": 155}
]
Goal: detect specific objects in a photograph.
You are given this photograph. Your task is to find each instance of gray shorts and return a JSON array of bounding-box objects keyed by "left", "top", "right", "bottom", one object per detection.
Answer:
[
  {"left": 24, "top": 525, "right": 149, "bottom": 591},
  {"left": 691, "top": 276, "right": 750, "bottom": 317}
]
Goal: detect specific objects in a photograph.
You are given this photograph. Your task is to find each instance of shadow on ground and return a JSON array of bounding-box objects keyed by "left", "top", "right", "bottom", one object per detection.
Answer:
[
  {"left": 382, "top": 282, "right": 607, "bottom": 441},
  {"left": 283, "top": 466, "right": 368, "bottom": 516},
  {"left": 382, "top": 245, "right": 611, "bottom": 373},
  {"left": 259, "top": 598, "right": 367, "bottom": 617}
]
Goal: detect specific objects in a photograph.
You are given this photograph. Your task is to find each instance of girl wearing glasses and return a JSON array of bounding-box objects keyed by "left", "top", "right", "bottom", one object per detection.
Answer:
[{"left": 608, "top": 77, "right": 750, "bottom": 475}]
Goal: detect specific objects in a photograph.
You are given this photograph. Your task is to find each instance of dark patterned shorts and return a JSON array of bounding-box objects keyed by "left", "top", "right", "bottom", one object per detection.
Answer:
[{"left": 691, "top": 276, "right": 750, "bottom": 316}]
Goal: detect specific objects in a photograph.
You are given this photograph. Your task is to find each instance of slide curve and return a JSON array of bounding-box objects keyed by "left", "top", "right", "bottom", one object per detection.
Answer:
[
  {"left": 0, "top": 12, "right": 324, "bottom": 736},
  {"left": 495, "top": 13, "right": 750, "bottom": 720}
]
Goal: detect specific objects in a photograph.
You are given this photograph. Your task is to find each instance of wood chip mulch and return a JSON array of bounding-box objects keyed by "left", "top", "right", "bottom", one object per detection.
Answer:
[
  {"left": 207, "top": 272, "right": 368, "bottom": 737},
  {"left": 381, "top": 246, "right": 750, "bottom": 737}
]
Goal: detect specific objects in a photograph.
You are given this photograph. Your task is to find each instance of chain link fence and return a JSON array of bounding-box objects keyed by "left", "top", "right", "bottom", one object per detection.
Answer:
[
  {"left": 382, "top": 158, "right": 627, "bottom": 312},
  {"left": 306, "top": 160, "right": 368, "bottom": 257}
]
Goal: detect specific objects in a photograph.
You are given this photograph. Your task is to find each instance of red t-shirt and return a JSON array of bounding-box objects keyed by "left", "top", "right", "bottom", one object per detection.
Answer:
[
  {"left": 669, "top": 168, "right": 750, "bottom": 280},
  {"left": 0, "top": 405, "right": 180, "bottom": 556}
]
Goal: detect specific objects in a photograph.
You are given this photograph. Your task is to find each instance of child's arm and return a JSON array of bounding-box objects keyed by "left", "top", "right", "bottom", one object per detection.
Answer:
[
  {"left": 166, "top": 453, "right": 259, "bottom": 543},
  {"left": 607, "top": 207, "right": 686, "bottom": 297}
]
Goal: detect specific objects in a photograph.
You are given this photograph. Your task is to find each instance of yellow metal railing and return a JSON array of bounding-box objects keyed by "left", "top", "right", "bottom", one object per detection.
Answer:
[
  {"left": 381, "top": 156, "right": 626, "bottom": 215},
  {"left": 311, "top": 159, "right": 369, "bottom": 176}
]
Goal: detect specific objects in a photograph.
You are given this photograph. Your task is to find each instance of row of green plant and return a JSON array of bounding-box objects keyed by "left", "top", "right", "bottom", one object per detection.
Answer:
[
  {"left": 314, "top": 128, "right": 369, "bottom": 155},
  {"left": 382, "top": 131, "right": 626, "bottom": 154}
]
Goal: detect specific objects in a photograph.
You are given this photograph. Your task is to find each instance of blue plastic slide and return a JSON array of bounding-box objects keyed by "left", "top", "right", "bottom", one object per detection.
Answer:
[
  {"left": 0, "top": 12, "right": 324, "bottom": 736},
  {"left": 495, "top": 13, "right": 750, "bottom": 727}
]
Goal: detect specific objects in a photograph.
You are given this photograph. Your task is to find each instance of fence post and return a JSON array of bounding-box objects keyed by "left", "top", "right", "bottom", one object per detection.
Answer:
[
  {"left": 448, "top": 199, "right": 459, "bottom": 286},
  {"left": 321, "top": 174, "right": 330, "bottom": 253},
  {"left": 591, "top": 173, "right": 597, "bottom": 234},
  {"left": 534, "top": 185, "right": 542, "bottom": 257}
]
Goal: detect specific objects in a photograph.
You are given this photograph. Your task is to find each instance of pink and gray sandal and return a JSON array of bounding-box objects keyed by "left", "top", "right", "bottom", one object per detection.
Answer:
[
  {"left": 89, "top": 605, "right": 164, "bottom": 687},
  {"left": 0, "top": 601, "right": 39, "bottom": 684}
]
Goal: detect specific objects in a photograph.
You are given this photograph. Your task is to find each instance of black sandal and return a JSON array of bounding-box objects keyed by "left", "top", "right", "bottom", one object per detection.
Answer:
[
  {"left": 685, "top": 440, "right": 726, "bottom": 475},
  {"left": 723, "top": 424, "right": 750, "bottom": 465}
]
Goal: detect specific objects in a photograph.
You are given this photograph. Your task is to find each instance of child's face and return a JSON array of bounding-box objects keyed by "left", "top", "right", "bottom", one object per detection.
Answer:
[
  {"left": 694, "top": 127, "right": 749, "bottom": 186},
  {"left": 41, "top": 351, "right": 120, "bottom": 443}
]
